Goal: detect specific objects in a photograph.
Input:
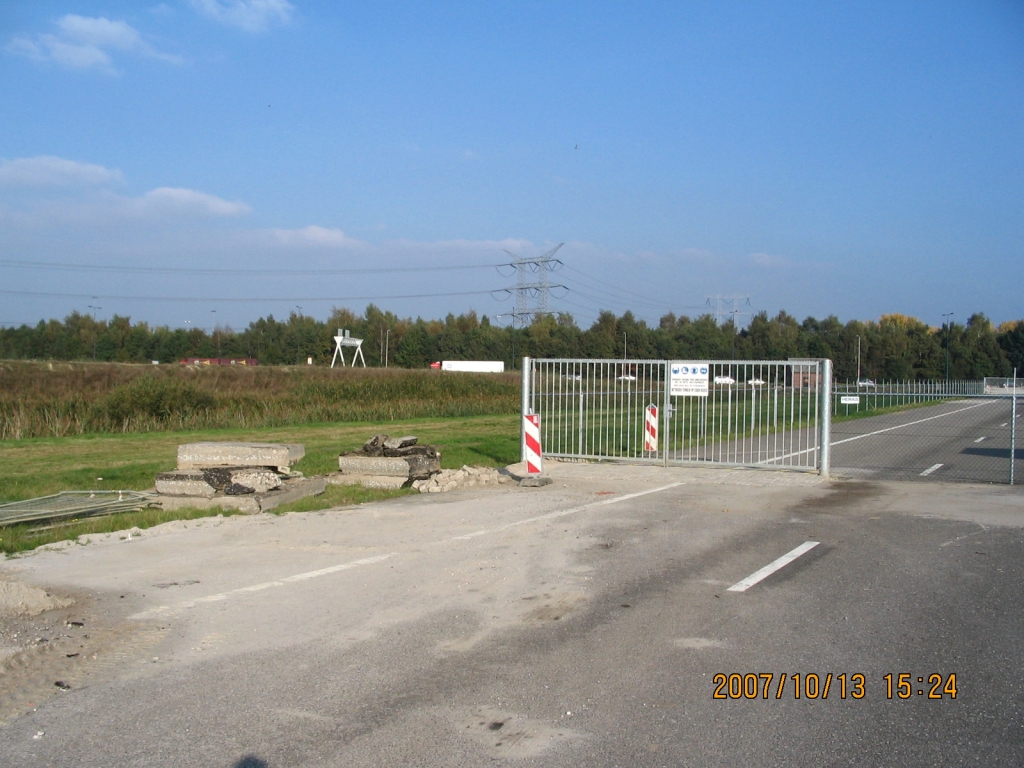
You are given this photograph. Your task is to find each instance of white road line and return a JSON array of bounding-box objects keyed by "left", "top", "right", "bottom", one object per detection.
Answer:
[
  {"left": 974, "top": 436, "right": 987, "bottom": 443},
  {"left": 132, "top": 484, "right": 686, "bottom": 621},
  {"left": 727, "top": 541, "right": 820, "bottom": 592},
  {"left": 450, "top": 483, "right": 685, "bottom": 541},
  {"left": 763, "top": 400, "right": 997, "bottom": 463},
  {"left": 1001, "top": 423, "right": 1008, "bottom": 427},
  {"left": 920, "top": 463, "right": 943, "bottom": 476},
  {"left": 131, "top": 553, "right": 396, "bottom": 620}
]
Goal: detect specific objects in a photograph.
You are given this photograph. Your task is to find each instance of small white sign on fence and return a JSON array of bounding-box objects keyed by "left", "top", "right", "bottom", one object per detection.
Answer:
[
  {"left": 670, "top": 362, "right": 710, "bottom": 397},
  {"left": 840, "top": 395, "right": 860, "bottom": 405}
]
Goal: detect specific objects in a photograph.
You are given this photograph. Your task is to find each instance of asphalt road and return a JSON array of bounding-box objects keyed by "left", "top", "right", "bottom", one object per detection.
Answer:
[
  {"left": 2, "top": 464, "right": 1024, "bottom": 767},
  {"left": 831, "top": 397, "right": 1021, "bottom": 483}
]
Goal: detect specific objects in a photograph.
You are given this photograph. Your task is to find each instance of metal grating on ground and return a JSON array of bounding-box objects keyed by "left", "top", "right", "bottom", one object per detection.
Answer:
[{"left": 0, "top": 490, "right": 159, "bottom": 527}]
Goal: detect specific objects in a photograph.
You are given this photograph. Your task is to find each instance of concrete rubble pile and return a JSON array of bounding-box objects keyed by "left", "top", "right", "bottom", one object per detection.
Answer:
[
  {"left": 411, "top": 465, "right": 514, "bottom": 493},
  {"left": 156, "top": 442, "right": 326, "bottom": 513},
  {"left": 331, "top": 434, "right": 442, "bottom": 489},
  {"left": 332, "top": 434, "right": 524, "bottom": 493}
]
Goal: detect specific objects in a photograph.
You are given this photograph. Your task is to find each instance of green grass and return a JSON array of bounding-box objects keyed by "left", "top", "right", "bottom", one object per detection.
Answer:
[
  {"left": 0, "top": 413, "right": 520, "bottom": 556},
  {"left": 832, "top": 397, "right": 952, "bottom": 423},
  {"left": 0, "top": 504, "right": 252, "bottom": 556},
  {"left": 0, "top": 413, "right": 520, "bottom": 503}
]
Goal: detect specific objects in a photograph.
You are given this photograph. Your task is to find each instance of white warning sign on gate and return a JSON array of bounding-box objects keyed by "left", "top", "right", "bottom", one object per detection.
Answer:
[{"left": 670, "top": 362, "right": 710, "bottom": 397}]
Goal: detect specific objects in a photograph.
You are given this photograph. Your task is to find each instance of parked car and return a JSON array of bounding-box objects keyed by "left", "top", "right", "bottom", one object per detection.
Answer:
[
  {"left": 748, "top": 378, "right": 766, "bottom": 386},
  {"left": 857, "top": 379, "right": 875, "bottom": 387},
  {"left": 714, "top": 375, "right": 736, "bottom": 385}
]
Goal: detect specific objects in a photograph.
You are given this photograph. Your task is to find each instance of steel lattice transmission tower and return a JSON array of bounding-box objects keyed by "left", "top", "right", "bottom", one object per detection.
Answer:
[
  {"left": 706, "top": 294, "right": 752, "bottom": 326},
  {"left": 497, "top": 243, "right": 566, "bottom": 327}
]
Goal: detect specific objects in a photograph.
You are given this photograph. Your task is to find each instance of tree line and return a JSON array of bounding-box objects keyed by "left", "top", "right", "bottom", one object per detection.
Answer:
[{"left": 2, "top": 305, "right": 1022, "bottom": 381}]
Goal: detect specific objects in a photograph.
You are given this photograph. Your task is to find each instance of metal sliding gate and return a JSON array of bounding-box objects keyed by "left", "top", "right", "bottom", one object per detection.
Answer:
[{"left": 522, "top": 358, "right": 831, "bottom": 474}]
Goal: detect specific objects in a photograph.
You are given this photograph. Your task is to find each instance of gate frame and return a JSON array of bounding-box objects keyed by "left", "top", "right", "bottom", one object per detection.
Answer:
[{"left": 522, "top": 356, "right": 832, "bottom": 476}]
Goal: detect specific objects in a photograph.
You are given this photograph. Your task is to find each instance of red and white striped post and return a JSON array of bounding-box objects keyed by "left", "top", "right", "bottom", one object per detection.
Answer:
[
  {"left": 644, "top": 403, "right": 659, "bottom": 453},
  {"left": 523, "top": 413, "right": 542, "bottom": 475}
]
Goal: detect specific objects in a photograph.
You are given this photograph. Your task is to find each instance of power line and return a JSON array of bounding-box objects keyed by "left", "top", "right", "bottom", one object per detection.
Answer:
[
  {"left": 0, "top": 288, "right": 503, "bottom": 303},
  {"left": 0, "top": 258, "right": 500, "bottom": 276}
]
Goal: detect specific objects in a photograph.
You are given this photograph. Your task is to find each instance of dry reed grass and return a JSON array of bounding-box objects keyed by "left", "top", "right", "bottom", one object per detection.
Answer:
[{"left": 0, "top": 361, "right": 520, "bottom": 439}]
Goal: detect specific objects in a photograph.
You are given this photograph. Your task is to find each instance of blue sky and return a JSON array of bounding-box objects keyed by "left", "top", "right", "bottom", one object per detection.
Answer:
[{"left": 1, "top": 1, "right": 1022, "bottom": 333}]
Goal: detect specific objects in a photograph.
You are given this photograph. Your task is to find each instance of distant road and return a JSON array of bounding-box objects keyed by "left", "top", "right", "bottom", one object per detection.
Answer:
[{"left": 831, "top": 398, "right": 1018, "bottom": 483}]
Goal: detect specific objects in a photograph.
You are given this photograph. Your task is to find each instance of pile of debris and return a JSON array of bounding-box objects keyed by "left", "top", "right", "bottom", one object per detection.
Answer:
[
  {"left": 331, "top": 435, "right": 442, "bottom": 489},
  {"left": 156, "top": 442, "right": 326, "bottom": 513},
  {"left": 411, "top": 465, "right": 514, "bottom": 493}
]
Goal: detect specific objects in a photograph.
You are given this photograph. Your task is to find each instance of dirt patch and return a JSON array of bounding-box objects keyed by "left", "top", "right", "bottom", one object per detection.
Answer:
[
  {"left": 0, "top": 579, "right": 74, "bottom": 619},
  {"left": 0, "top": 583, "right": 163, "bottom": 725}
]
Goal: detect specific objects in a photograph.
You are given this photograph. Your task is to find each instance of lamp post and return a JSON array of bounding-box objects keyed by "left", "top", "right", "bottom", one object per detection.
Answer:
[
  {"left": 942, "top": 312, "right": 954, "bottom": 381},
  {"left": 856, "top": 334, "right": 861, "bottom": 385},
  {"left": 88, "top": 305, "right": 101, "bottom": 360},
  {"left": 385, "top": 328, "right": 390, "bottom": 368},
  {"left": 211, "top": 310, "right": 220, "bottom": 357},
  {"left": 623, "top": 332, "right": 627, "bottom": 360}
]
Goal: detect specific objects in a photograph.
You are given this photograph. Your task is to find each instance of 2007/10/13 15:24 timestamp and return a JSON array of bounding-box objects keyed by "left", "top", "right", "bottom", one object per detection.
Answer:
[{"left": 712, "top": 673, "right": 957, "bottom": 700}]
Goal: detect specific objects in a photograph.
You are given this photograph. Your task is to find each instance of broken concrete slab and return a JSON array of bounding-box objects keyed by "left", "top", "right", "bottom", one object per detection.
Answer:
[
  {"left": 177, "top": 443, "right": 304, "bottom": 472},
  {"left": 158, "top": 494, "right": 259, "bottom": 514},
  {"left": 157, "top": 477, "right": 326, "bottom": 514},
  {"left": 518, "top": 476, "right": 553, "bottom": 487},
  {"left": 383, "top": 436, "right": 418, "bottom": 450},
  {"left": 258, "top": 477, "right": 327, "bottom": 512},
  {"left": 202, "top": 467, "right": 282, "bottom": 494},
  {"left": 338, "top": 453, "right": 441, "bottom": 480},
  {"left": 338, "top": 455, "right": 412, "bottom": 477},
  {"left": 326, "top": 473, "right": 408, "bottom": 490},
  {"left": 155, "top": 471, "right": 217, "bottom": 498}
]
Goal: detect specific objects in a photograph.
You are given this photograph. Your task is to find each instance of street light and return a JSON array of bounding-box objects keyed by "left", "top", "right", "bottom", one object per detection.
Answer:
[
  {"left": 88, "top": 305, "right": 101, "bottom": 360},
  {"left": 211, "top": 310, "right": 220, "bottom": 357},
  {"left": 856, "top": 334, "right": 861, "bottom": 385},
  {"left": 385, "top": 328, "right": 390, "bottom": 368},
  {"left": 942, "top": 312, "right": 954, "bottom": 381}
]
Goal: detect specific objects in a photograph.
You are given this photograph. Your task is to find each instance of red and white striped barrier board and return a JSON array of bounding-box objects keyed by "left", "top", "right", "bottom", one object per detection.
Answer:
[
  {"left": 523, "top": 413, "right": 542, "bottom": 475},
  {"left": 644, "top": 404, "right": 659, "bottom": 452}
]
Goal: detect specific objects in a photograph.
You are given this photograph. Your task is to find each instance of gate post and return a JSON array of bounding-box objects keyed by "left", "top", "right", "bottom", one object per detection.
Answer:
[
  {"left": 662, "top": 360, "right": 671, "bottom": 466},
  {"left": 819, "top": 359, "right": 832, "bottom": 478},
  {"left": 1011, "top": 368, "right": 1017, "bottom": 486},
  {"left": 521, "top": 357, "right": 531, "bottom": 462}
]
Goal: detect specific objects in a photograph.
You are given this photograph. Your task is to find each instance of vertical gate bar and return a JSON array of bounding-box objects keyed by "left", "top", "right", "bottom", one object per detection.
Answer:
[
  {"left": 662, "top": 360, "right": 671, "bottom": 466},
  {"left": 820, "top": 359, "right": 832, "bottom": 477},
  {"left": 1011, "top": 367, "right": 1017, "bottom": 486},
  {"left": 520, "top": 356, "right": 531, "bottom": 462}
]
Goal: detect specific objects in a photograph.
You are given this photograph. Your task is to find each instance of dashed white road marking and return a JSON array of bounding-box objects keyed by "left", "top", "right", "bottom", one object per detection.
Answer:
[
  {"left": 974, "top": 436, "right": 987, "bottom": 443},
  {"left": 132, "top": 554, "right": 396, "bottom": 619},
  {"left": 132, "top": 483, "right": 685, "bottom": 621},
  {"left": 919, "top": 463, "right": 943, "bottom": 476},
  {"left": 450, "top": 482, "right": 684, "bottom": 541},
  {"left": 727, "top": 541, "right": 820, "bottom": 592},
  {"left": 764, "top": 400, "right": 996, "bottom": 463},
  {"left": 1000, "top": 423, "right": 1008, "bottom": 427}
]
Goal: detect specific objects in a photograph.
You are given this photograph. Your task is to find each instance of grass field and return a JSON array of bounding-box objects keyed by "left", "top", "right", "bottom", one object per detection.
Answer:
[
  {"left": 0, "top": 361, "right": 520, "bottom": 439},
  {"left": 0, "top": 414, "right": 520, "bottom": 555},
  {"left": 0, "top": 414, "right": 520, "bottom": 503}
]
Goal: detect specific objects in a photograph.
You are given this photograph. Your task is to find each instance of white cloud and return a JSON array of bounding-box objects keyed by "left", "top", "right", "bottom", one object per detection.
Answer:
[
  {"left": 263, "top": 225, "right": 362, "bottom": 248},
  {"left": 0, "top": 156, "right": 123, "bottom": 187},
  {"left": 189, "top": 0, "right": 295, "bottom": 33},
  {"left": 139, "top": 187, "right": 250, "bottom": 217},
  {"left": 6, "top": 15, "right": 180, "bottom": 73}
]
